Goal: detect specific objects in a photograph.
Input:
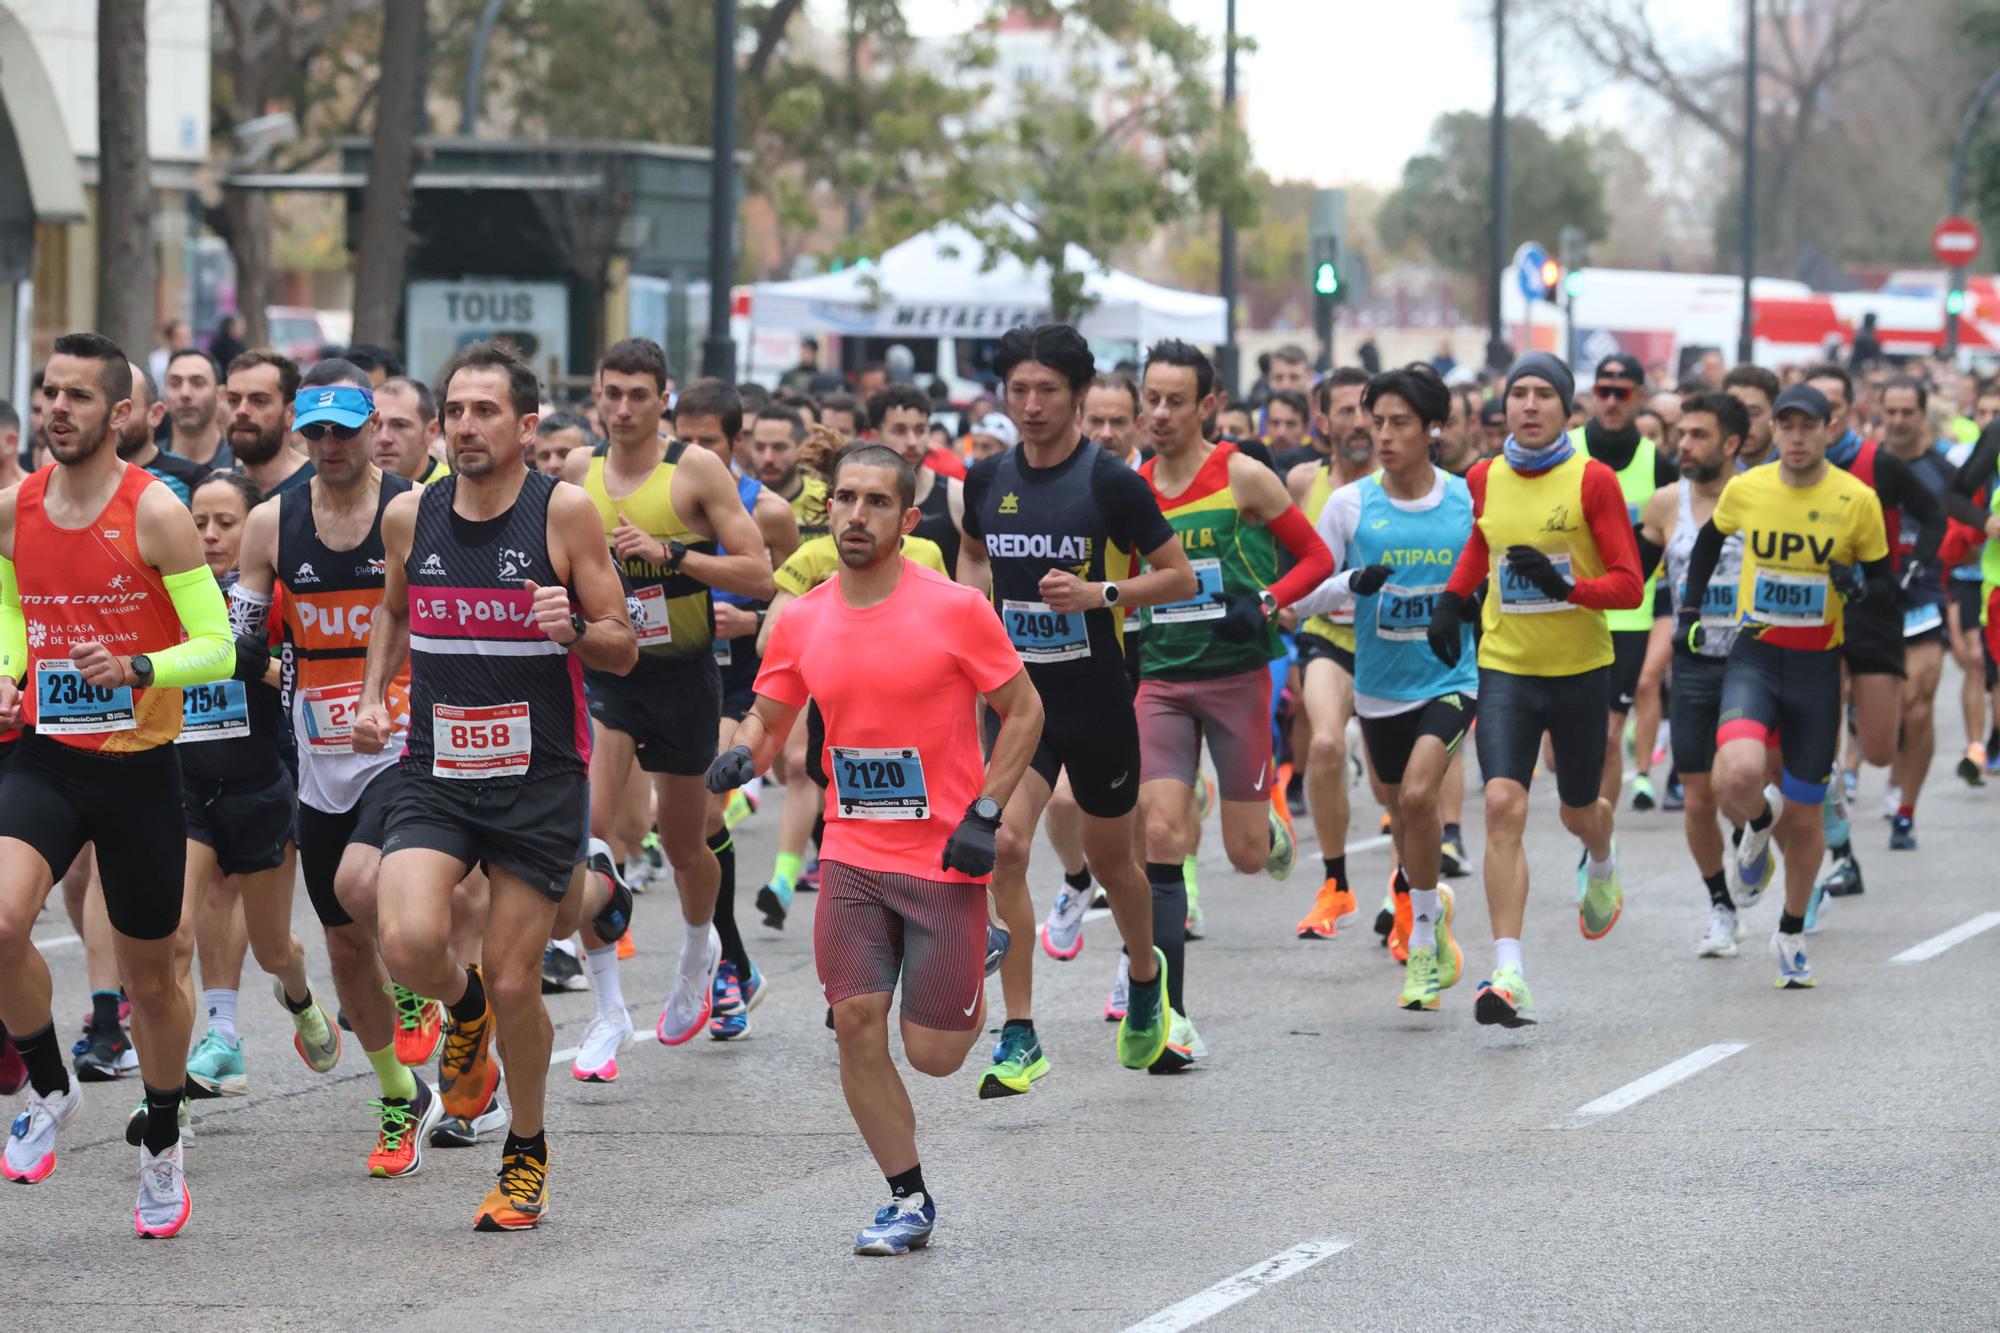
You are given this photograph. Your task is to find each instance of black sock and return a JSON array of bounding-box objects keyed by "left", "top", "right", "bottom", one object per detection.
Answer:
[
  {"left": 1704, "top": 871, "right": 1734, "bottom": 911},
  {"left": 1146, "top": 861, "right": 1187, "bottom": 1016},
  {"left": 708, "top": 826, "right": 752, "bottom": 976},
  {"left": 1830, "top": 839, "right": 1852, "bottom": 860},
  {"left": 1393, "top": 865, "right": 1410, "bottom": 895},
  {"left": 887, "top": 1162, "right": 929, "bottom": 1204},
  {"left": 1001, "top": 1017, "right": 1034, "bottom": 1038},
  {"left": 1064, "top": 866, "right": 1092, "bottom": 892},
  {"left": 447, "top": 965, "right": 486, "bottom": 1025},
  {"left": 1778, "top": 911, "right": 1805, "bottom": 935},
  {"left": 141, "top": 1082, "right": 183, "bottom": 1154},
  {"left": 1322, "top": 854, "right": 1346, "bottom": 886},
  {"left": 811, "top": 812, "right": 826, "bottom": 852},
  {"left": 13, "top": 1022, "right": 70, "bottom": 1098},
  {"left": 1749, "top": 802, "right": 1774, "bottom": 832},
  {"left": 280, "top": 985, "right": 312, "bottom": 1014},
  {"left": 504, "top": 1130, "right": 548, "bottom": 1160},
  {"left": 1988, "top": 726, "right": 1999, "bottom": 754},
  {"left": 1442, "top": 823, "right": 1461, "bottom": 844},
  {"left": 90, "top": 989, "right": 121, "bottom": 1032}
]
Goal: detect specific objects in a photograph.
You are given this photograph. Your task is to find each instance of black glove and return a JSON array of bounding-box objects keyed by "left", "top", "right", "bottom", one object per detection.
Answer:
[
  {"left": 704, "top": 743, "right": 757, "bottom": 794},
  {"left": 1210, "top": 591, "right": 1268, "bottom": 643},
  {"left": 230, "top": 636, "right": 272, "bottom": 684},
  {"left": 1828, "top": 560, "right": 1866, "bottom": 604},
  {"left": 1504, "top": 545, "right": 1573, "bottom": 601},
  {"left": 941, "top": 802, "right": 1003, "bottom": 877},
  {"left": 1349, "top": 564, "right": 1394, "bottom": 596},
  {"left": 1677, "top": 607, "right": 1706, "bottom": 655},
  {"left": 1427, "top": 590, "right": 1465, "bottom": 668}
]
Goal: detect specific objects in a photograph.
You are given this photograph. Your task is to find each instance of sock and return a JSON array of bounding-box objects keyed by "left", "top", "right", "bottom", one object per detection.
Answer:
[
  {"left": 1749, "top": 801, "right": 1774, "bottom": 832},
  {"left": 1063, "top": 866, "right": 1092, "bottom": 892},
  {"left": 203, "top": 987, "right": 239, "bottom": 1042},
  {"left": 887, "top": 1162, "right": 929, "bottom": 1207},
  {"left": 141, "top": 1082, "right": 184, "bottom": 1154},
  {"left": 549, "top": 936, "right": 578, "bottom": 958},
  {"left": 1704, "top": 871, "right": 1734, "bottom": 911},
  {"left": 279, "top": 983, "right": 313, "bottom": 1014},
  {"left": 13, "top": 1022, "right": 70, "bottom": 1098},
  {"left": 1778, "top": 911, "right": 1805, "bottom": 935},
  {"left": 1585, "top": 849, "right": 1615, "bottom": 881},
  {"left": 446, "top": 965, "right": 487, "bottom": 1026},
  {"left": 1146, "top": 861, "right": 1187, "bottom": 1016},
  {"left": 680, "top": 921, "right": 712, "bottom": 976},
  {"left": 365, "top": 1042, "right": 417, "bottom": 1102},
  {"left": 1409, "top": 887, "right": 1440, "bottom": 950},
  {"left": 504, "top": 1129, "right": 548, "bottom": 1161},
  {"left": 708, "top": 827, "right": 752, "bottom": 976},
  {"left": 1495, "top": 937, "right": 1523, "bottom": 974},
  {"left": 1001, "top": 1017, "right": 1035, "bottom": 1038},
  {"left": 1988, "top": 725, "right": 1999, "bottom": 754},
  {"left": 585, "top": 944, "right": 625, "bottom": 1019},
  {"left": 773, "top": 850, "right": 802, "bottom": 888},
  {"left": 1442, "top": 822, "right": 1462, "bottom": 846},
  {"left": 1896, "top": 803, "right": 1913, "bottom": 821},
  {"left": 90, "top": 989, "right": 122, "bottom": 1033},
  {"left": 1322, "top": 854, "right": 1347, "bottom": 887},
  {"left": 1181, "top": 854, "right": 1199, "bottom": 895},
  {"left": 1392, "top": 864, "right": 1410, "bottom": 895}
]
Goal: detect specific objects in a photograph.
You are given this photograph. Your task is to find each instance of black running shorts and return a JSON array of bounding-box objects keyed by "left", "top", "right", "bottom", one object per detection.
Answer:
[
  {"left": 295, "top": 764, "right": 401, "bottom": 929},
  {"left": 382, "top": 769, "right": 587, "bottom": 902},
  {"left": 185, "top": 767, "right": 295, "bottom": 877},
  {"left": 1609, "top": 628, "right": 1650, "bottom": 714},
  {"left": 587, "top": 661, "right": 722, "bottom": 776},
  {"left": 1718, "top": 634, "right": 1842, "bottom": 804},
  {"left": 984, "top": 666, "right": 1142, "bottom": 818},
  {"left": 1667, "top": 651, "right": 1728, "bottom": 776},
  {"left": 1358, "top": 692, "right": 1478, "bottom": 788},
  {"left": 1842, "top": 600, "right": 1905, "bottom": 679},
  {"left": 1474, "top": 666, "right": 1609, "bottom": 809}
]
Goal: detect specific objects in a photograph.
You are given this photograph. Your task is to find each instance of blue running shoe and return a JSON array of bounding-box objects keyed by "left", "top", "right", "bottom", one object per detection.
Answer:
[
  {"left": 1822, "top": 786, "right": 1850, "bottom": 848},
  {"left": 710, "top": 961, "right": 753, "bottom": 1040},
  {"left": 1803, "top": 881, "right": 1830, "bottom": 935},
  {"left": 1888, "top": 814, "right": 1917, "bottom": 850},
  {"left": 855, "top": 1193, "right": 935, "bottom": 1255},
  {"left": 739, "top": 961, "right": 766, "bottom": 1012},
  {"left": 985, "top": 921, "right": 1010, "bottom": 977}
]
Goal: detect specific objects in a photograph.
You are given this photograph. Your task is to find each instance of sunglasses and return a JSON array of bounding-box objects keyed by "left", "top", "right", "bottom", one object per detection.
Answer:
[
  {"left": 298, "top": 421, "right": 364, "bottom": 441},
  {"left": 1593, "top": 384, "right": 1635, "bottom": 402}
]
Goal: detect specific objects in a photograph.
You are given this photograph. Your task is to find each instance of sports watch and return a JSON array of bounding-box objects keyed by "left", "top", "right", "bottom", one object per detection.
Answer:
[
  {"left": 968, "top": 796, "right": 1003, "bottom": 824},
  {"left": 1101, "top": 581, "right": 1122, "bottom": 606}
]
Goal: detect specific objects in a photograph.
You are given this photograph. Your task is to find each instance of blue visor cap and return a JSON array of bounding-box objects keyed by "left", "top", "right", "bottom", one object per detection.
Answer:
[{"left": 293, "top": 383, "right": 375, "bottom": 430}]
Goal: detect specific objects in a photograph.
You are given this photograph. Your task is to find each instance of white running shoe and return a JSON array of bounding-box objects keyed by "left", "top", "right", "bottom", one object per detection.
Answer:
[
  {"left": 573, "top": 1008, "right": 635, "bottom": 1082},
  {"left": 134, "top": 1139, "right": 192, "bottom": 1238},
  {"left": 2, "top": 1081, "right": 81, "bottom": 1183},
  {"left": 1771, "top": 929, "right": 1815, "bottom": 989},
  {"left": 1697, "top": 905, "right": 1743, "bottom": 958},
  {"left": 1039, "top": 885, "right": 1091, "bottom": 960},
  {"left": 657, "top": 927, "right": 721, "bottom": 1046},
  {"left": 1733, "top": 785, "right": 1784, "bottom": 905},
  {"left": 1104, "top": 953, "right": 1130, "bottom": 1022}
]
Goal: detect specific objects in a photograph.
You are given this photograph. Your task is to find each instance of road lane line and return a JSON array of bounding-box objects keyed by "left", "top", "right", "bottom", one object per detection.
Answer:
[
  {"left": 549, "top": 1046, "right": 579, "bottom": 1066},
  {"left": 34, "top": 933, "right": 80, "bottom": 951},
  {"left": 1889, "top": 912, "right": 2000, "bottom": 964},
  {"left": 1570, "top": 1042, "right": 1749, "bottom": 1119},
  {"left": 1122, "top": 1239, "right": 1352, "bottom": 1333}
]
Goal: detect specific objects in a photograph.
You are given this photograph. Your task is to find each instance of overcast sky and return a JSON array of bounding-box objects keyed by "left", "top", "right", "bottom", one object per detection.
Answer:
[{"left": 846, "top": 0, "right": 1744, "bottom": 187}]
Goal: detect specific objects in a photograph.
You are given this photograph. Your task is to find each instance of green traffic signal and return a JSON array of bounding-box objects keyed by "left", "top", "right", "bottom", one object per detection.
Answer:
[
  {"left": 1314, "top": 261, "right": 1339, "bottom": 296},
  {"left": 1563, "top": 271, "right": 1584, "bottom": 299},
  {"left": 1946, "top": 288, "right": 1967, "bottom": 316}
]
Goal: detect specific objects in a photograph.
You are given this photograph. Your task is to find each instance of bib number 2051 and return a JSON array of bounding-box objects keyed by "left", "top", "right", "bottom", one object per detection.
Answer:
[{"left": 432, "top": 701, "right": 532, "bottom": 780}]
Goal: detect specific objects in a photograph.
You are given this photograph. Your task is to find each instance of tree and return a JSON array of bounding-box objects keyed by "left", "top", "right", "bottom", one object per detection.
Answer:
[
  {"left": 350, "top": 0, "right": 426, "bottom": 346},
  {"left": 96, "top": 0, "right": 156, "bottom": 357}
]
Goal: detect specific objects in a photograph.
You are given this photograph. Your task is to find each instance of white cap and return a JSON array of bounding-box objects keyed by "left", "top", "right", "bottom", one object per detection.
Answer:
[{"left": 972, "top": 412, "right": 1019, "bottom": 447}]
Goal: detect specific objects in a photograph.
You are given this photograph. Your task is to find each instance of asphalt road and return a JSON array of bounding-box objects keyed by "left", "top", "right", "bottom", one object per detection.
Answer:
[{"left": 10, "top": 685, "right": 2000, "bottom": 1330}]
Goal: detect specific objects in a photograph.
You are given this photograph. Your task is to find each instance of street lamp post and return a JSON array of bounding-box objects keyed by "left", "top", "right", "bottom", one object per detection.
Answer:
[
  {"left": 1486, "top": 0, "right": 1509, "bottom": 370},
  {"left": 1946, "top": 67, "right": 2000, "bottom": 358},
  {"left": 1738, "top": 0, "right": 1757, "bottom": 364},
  {"left": 703, "top": 0, "right": 739, "bottom": 381},
  {"left": 1218, "top": 0, "right": 1240, "bottom": 397}
]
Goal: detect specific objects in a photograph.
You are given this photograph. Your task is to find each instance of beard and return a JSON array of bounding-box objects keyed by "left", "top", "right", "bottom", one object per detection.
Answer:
[
  {"left": 230, "top": 420, "right": 286, "bottom": 465},
  {"left": 116, "top": 422, "right": 151, "bottom": 459},
  {"left": 50, "top": 420, "right": 112, "bottom": 465},
  {"left": 1681, "top": 457, "right": 1725, "bottom": 483}
]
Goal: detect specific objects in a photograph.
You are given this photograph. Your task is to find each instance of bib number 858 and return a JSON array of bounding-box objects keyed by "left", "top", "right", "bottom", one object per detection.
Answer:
[{"left": 448, "top": 722, "right": 513, "bottom": 751}]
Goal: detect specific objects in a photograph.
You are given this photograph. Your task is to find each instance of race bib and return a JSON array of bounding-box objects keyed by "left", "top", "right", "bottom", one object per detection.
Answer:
[
  {"left": 35, "top": 660, "right": 136, "bottom": 736},
  {"left": 631, "top": 584, "right": 672, "bottom": 648},
  {"left": 1903, "top": 601, "right": 1944, "bottom": 638},
  {"left": 177, "top": 680, "right": 249, "bottom": 743},
  {"left": 1376, "top": 582, "right": 1445, "bottom": 642},
  {"left": 1148, "top": 558, "right": 1225, "bottom": 625},
  {"left": 830, "top": 746, "right": 929, "bottom": 820},
  {"left": 1678, "top": 579, "right": 1739, "bottom": 625},
  {"left": 300, "top": 681, "right": 363, "bottom": 753},
  {"left": 1498, "top": 551, "right": 1574, "bottom": 614},
  {"left": 1001, "top": 599, "right": 1090, "bottom": 664},
  {"left": 432, "top": 701, "right": 531, "bottom": 780},
  {"left": 1751, "top": 569, "right": 1828, "bottom": 627}
]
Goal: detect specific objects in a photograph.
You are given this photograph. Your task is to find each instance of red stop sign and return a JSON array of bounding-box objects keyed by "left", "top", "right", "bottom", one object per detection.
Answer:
[{"left": 1933, "top": 215, "right": 1982, "bottom": 267}]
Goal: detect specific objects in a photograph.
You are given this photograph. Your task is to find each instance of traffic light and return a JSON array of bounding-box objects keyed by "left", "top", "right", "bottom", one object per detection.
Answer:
[
  {"left": 1563, "top": 269, "right": 1585, "bottom": 300},
  {"left": 1309, "top": 189, "right": 1347, "bottom": 361},
  {"left": 1314, "top": 259, "right": 1340, "bottom": 296},
  {"left": 1947, "top": 287, "right": 1967, "bottom": 316},
  {"left": 1539, "top": 258, "right": 1563, "bottom": 304}
]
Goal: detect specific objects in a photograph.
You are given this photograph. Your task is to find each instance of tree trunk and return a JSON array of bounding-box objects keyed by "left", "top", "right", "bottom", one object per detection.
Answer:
[
  {"left": 351, "top": 0, "right": 427, "bottom": 349},
  {"left": 95, "top": 0, "right": 156, "bottom": 357},
  {"left": 223, "top": 187, "right": 273, "bottom": 348}
]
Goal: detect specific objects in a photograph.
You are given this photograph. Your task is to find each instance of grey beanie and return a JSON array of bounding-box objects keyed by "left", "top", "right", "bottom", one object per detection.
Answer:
[{"left": 1506, "top": 351, "right": 1576, "bottom": 418}]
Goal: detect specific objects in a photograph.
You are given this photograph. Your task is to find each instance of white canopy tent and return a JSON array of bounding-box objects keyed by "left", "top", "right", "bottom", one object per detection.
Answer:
[{"left": 746, "top": 221, "right": 1227, "bottom": 346}]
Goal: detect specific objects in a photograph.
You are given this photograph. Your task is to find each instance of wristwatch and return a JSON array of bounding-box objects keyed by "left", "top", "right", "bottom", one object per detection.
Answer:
[
  {"left": 968, "top": 796, "right": 1003, "bottom": 824},
  {"left": 1101, "top": 581, "right": 1121, "bottom": 606},
  {"left": 1257, "top": 589, "right": 1278, "bottom": 617},
  {"left": 663, "top": 539, "right": 689, "bottom": 570},
  {"left": 566, "top": 612, "right": 588, "bottom": 644},
  {"left": 129, "top": 653, "right": 154, "bottom": 688}
]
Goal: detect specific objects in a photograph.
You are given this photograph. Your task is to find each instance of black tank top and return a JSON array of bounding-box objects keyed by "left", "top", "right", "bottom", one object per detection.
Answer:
[
  {"left": 402, "top": 472, "right": 586, "bottom": 785},
  {"left": 276, "top": 473, "right": 413, "bottom": 717},
  {"left": 912, "top": 472, "right": 960, "bottom": 576},
  {"left": 176, "top": 570, "right": 286, "bottom": 785}
]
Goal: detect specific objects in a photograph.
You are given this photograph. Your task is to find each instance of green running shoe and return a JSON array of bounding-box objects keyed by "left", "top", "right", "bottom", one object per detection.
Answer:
[
  {"left": 1631, "top": 774, "right": 1657, "bottom": 811},
  {"left": 1184, "top": 859, "right": 1204, "bottom": 940},
  {"left": 1435, "top": 885, "right": 1462, "bottom": 990},
  {"left": 977, "top": 1023, "right": 1049, "bottom": 1099},
  {"left": 1578, "top": 842, "right": 1624, "bottom": 940},
  {"left": 185, "top": 1029, "right": 246, "bottom": 1098},
  {"left": 1399, "top": 945, "right": 1442, "bottom": 1011},
  {"left": 1473, "top": 964, "right": 1535, "bottom": 1028},
  {"left": 1265, "top": 810, "right": 1296, "bottom": 880},
  {"left": 1147, "top": 1009, "right": 1207, "bottom": 1074},
  {"left": 724, "top": 788, "right": 755, "bottom": 830},
  {"left": 274, "top": 977, "right": 342, "bottom": 1073},
  {"left": 1117, "top": 947, "right": 1172, "bottom": 1070}
]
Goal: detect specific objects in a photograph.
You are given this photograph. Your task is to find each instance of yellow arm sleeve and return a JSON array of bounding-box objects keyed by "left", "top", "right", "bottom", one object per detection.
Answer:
[
  {"left": 151, "top": 566, "right": 236, "bottom": 688},
  {"left": 0, "top": 554, "right": 24, "bottom": 683}
]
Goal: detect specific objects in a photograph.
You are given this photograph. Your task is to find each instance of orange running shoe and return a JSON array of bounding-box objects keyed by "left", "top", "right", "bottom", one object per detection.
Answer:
[
  {"left": 391, "top": 984, "right": 444, "bottom": 1067},
  {"left": 1296, "top": 878, "right": 1348, "bottom": 939},
  {"left": 367, "top": 1077, "right": 443, "bottom": 1178},
  {"left": 616, "top": 929, "right": 636, "bottom": 961},
  {"left": 1378, "top": 811, "right": 1392, "bottom": 835},
  {"left": 438, "top": 989, "right": 501, "bottom": 1122},
  {"left": 1388, "top": 873, "right": 1413, "bottom": 963},
  {"left": 474, "top": 1144, "right": 549, "bottom": 1231}
]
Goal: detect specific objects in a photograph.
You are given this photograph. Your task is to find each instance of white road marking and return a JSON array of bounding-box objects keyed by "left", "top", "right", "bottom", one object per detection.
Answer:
[
  {"left": 33, "top": 933, "right": 80, "bottom": 951},
  {"left": 1570, "top": 1042, "right": 1750, "bottom": 1119},
  {"left": 1123, "top": 1239, "right": 1352, "bottom": 1333},
  {"left": 549, "top": 1046, "right": 579, "bottom": 1066},
  {"left": 1889, "top": 911, "right": 2000, "bottom": 964}
]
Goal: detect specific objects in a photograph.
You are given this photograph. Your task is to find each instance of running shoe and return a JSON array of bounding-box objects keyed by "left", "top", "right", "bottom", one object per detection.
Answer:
[
  {"left": 1398, "top": 886, "right": 1463, "bottom": 1010},
  {"left": 1473, "top": 964, "right": 1535, "bottom": 1028},
  {"left": 724, "top": 786, "right": 758, "bottom": 829},
  {"left": 1104, "top": 953, "right": 1129, "bottom": 1022},
  {"left": 658, "top": 926, "right": 721, "bottom": 1046},
  {"left": 367, "top": 1077, "right": 443, "bottom": 1179},
  {"left": 1296, "top": 878, "right": 1357, "bottom": 939},
  {"left": 1958, "top": 743, "right": 1986, "bottom": 786},
  {"left": 855, "top": 1193, "right": 935, "bottom": 1255},
  {"left": 1988, "top": 742, "right": 2000, "bottom": 776},
  {"left": 621, "top": 855, "right": 653, "bottom": 895},
  {"left": 574, "top": 1007, "right": 635, "bottom": 1079},
  {"left": 1040, "top": 883, "right": 1091, "bottom": 960},
  {"left": 709, "top": 961, "right": 749, "bottom": 1041},
  {"left": 1265, "top": 809, "right": 1296, "bottom": 879},
  {"left": 1817, "top": 849, "right": 1865, "bottom": 898},
  {"left": 1841, "top": 767, "right": 1858, "bottom": 799},
  {"left": 541, "top": 942, "right": 587, "bottom": 994},
  {"left": 1147, "top": 1009, "right": 1207, "bottom": 1074},
  {"left": 587, "top": 839, "right": 635, "bottom": 942},
  {"left": 2, "top": 1081, "right": 81, "bottom": 1183},
  {"left": 0, "top": 1034, "right": 25, "bottom": 1097},
  {"left": 1631, "top": 774, "right": 1656, "bottom": 811},
  {"left": 1387, "top": 880, "right": 1413, "bottom": 963},
  {"left": 124, "top": 1094, "right": 190, "bottom": 1148},
  {"left": 711, "top": 961, "right": 767, "bottom": 1040},
  {"left": 392, "top": 984, "right": 445, "bottom": 1067},
  {"left": 431, "top": 1095, "right": 507, "bottom": 1149},
  {"left": 617, "top": 930, "right": 636, "bottom": 961},
  {"left": 1399, "top": 943, "right": 1444, "bottom": 1011},
  {"left": 1803, "top": 880, "right": 1830, "bottom": 935},
  {"left": 1697, "top": 905, "right": 1743, "bottom": 958},
  {"left": 184, "top": 1029, "right": 247, "bottom": 1099},
  {"left": 73, "top": 1023, "right": 134, "bottom": 1082},
  {"left": 1662, "top": 775, "right": 1685, "bottom": 811},
  {"left": 1090, "top": 887, "right": 1110, "bottom": 911},
  {"left": 1439, "top": 832, "right": 1469, "bottom": 879},
  {"left": 1185, "top": 880, "right": 1205, "bottom": 940},
  {"left": 134, "top": 1140, "right": 192, "bottom": 1238},
  {"left": 274, "top": 977, "right": 341, "bottom": 1073},
  {"left": 984, "top": 921, "right": 1009, "bottom": 977},
  {"left": 1378, "top": 810, "right": 1392, "bottom": 835},
  {"left": 474, "top": 1144, "right": 550, "bottom": 1232},
  {"left": 1577, "top": 842, "right": 1624, "bottom": 940},
  {"left": 438, "top": 992, "right": 500, "bottom": 1122},
  {"left": 1733, "top": 786, "right": 1784, "bottom": 904},
  {"left": 641, "top": 830, "right": 667, "bottom": 880},
  {"left": 1880, "top": 787, "right": 1901, "bottom": 821},
  {"left": 978, "top": 1024, "right": 1049, "bottom": 1099},
  {"left": 1771, "top": 929, "right": 1815, "bottom": 989},
  {"left": 1196, "top": 770, "right": 1217, "bottom": 820},
  {"left": 1435, "top": 886, "right": 1462, "bottom": 991},
  {"left": 756, "top": 877, "right": 794, "bottom": 929},
  {"left": 1373, "top": 896, "right": 1394, "bottom": 947},
  {"left": 1117, "top": 947, "right": 1172, "bottom": 1071},
  {"left": 1889, "top": 814, "right": 1917, "bottom": 851},
  {"left": 799, "top": 857, "right": 821, "bottom": 893}
]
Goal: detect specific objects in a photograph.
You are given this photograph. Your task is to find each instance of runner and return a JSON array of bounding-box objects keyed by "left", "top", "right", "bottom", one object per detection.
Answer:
[
  {"left": 373, "top": 376, "right": 449, "bottom": 484},
  {"left": 708, "top": 442, "right": 1043, "bottom": 1254},
  {"left": 162, "top": 348, "right": 230, "bottom": 471},
  {"left": 0, "top": 331, "right": 236, "bottom": 1236},
  {"left": 751, "top": 402, "right": 830, "bottom": 536},
  {"left": 1722, "top": 364, "right": 1780, "bottom": 471},
  {"left": 957, "top": 321, "right": 1196, "bottom": 1095},
  {"left": 117, "top": 363, "right": 210, "bottom": 504},
  {"left": 1678, "top": 384, "right": 1890, "bottom": 988},
  {"left": 1118, "top": 339, "right": 1329, "bottom": 1063},
  {"left": 222, "top": 351, "right": 314, "bottom": 499},
  {"left": 561, "top": 343, "right": 774, "bottom": 1061},
  {"left": 1634, "top": 392, "right": 1749, "bottom": 956},
  {"left": 873, "top": 384, "right": 963, "bottom": 575},
  {"left": 1430, "top": 352, "right": 1643, "bottom": 1026},
  {"left": 358, "top": 338, "right": 638, "bottom": 1231}
]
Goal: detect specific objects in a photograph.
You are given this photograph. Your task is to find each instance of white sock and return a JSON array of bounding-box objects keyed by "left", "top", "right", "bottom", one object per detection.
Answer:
[
  {"left": 1495, "top": 937, "right": 1523, "bottom": 974},
  {"left": 1586, "top": 849, "right": 1615, "bottom": 880},
  {"left": 1409, "top": 888, "right": 1440, "bottom": 950},
  {"left": 680, "top": 921, "right": 711, "bottom": 970},
  {"left": 585, "top": 945, "right": 625, "bottom": 1018},
  {"left": 203, "top": 987, "right": 239, "bottom": 1042}
]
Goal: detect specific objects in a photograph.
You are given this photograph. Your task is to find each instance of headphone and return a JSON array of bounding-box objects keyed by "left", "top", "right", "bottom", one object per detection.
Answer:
[{"left": 1428, "top": 424, "right": 1443, "bottom": 439}]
